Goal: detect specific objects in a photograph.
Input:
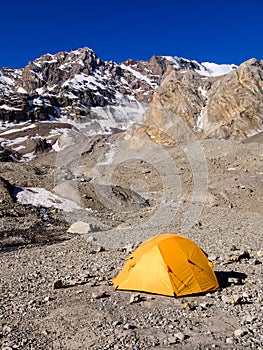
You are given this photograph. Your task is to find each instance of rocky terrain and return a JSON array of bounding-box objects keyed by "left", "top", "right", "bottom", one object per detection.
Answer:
[{"left": 0, "top": 48, "right": 263, "bottom": 349}]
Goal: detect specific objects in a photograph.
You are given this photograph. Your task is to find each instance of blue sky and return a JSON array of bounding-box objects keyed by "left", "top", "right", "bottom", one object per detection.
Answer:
[{"left": 1, "top": 0, "right": 262, "bottom": 68}]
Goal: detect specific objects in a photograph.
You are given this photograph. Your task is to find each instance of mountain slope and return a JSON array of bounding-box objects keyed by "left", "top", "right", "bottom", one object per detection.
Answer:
[
  {"left": 139, "top": 58, "right": 263, "bottom": 143},
  {"left": 0, "top": 48, "right": 236, "bottom": 132}
]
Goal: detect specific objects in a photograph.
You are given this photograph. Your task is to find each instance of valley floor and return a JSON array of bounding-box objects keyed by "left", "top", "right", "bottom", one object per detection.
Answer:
[{"left": 0, "top": 137, "right": 263, "bottom": 349}]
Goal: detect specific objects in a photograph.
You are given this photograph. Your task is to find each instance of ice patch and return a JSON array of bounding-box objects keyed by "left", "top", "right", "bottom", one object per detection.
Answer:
[
  {"left": 0, "top": 104, "right": 21, "bottom": 111},
  {"left": 0, "top": 124, "right": 35, "bottom": 135},
  {"left": 198, "top": 86, "right": 207, "bottom": 98},
  {"left": 1, "top": 136, "right": 29, "bottom": 146},
  {"left": 195, "top": 108, "right": 204, "bottom": 132},
  {"left": 120, "top": 64, "right": 157, "bottom": 87},
  {"left": 17, "top": 87, "right": 27, "bottom": 94},
  {"left": 15, "top": 187, "right": 84, "bottom": 212},
  {"left": 97, "top": 146, "right": 115, "bottom": 165},
  {"left": 62, "top": 74, "right": 106, "bottom": 91},
  {"left": 23, "top": 151, "right": 35, "bottom": 161},
  {"left": 201, "top": 62, "right": 237, "bottom": 77}
]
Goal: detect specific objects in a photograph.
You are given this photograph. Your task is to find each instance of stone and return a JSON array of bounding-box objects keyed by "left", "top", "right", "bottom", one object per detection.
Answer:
[
  {"left": 167, "top": 336, "right": 179, "bottom": 345},
  {"left": 252, "top": 259, "right": 262, "bottom": 265},
  {"left": 174, "top": 331, "right": 186, "bottom": 341},
  {"left": 226, "top": 337, "right": 234, "bottom": 344},
  {"left": 53, "top": 280, "right": 64, "bottom": 289},
  {"left": 242, "top": 314, "right": 256, "bottom": 323},
  {"left": 3, "top": 325, "right": 12, "bottom": 334},
  {"left": 181, "top": 301, "right": 196, "bottom": 310},
  {"left": 129, "top": 293, "right": 143, "bottom": 304},
  {"left": 228, "top": 277, "right": 243, "bottom": 285},
  {"left": 86, "top": 236, "right": 96, "bottom": 243},
  {"left": 234, "top": 328, "right": 248, "bottom": 337},
  {"left": 43, "top": 296, "right": 51, "bottom": 302},
  {"left": 222, "top": 294, "right": 243, "bottom": 305},
  {"left": 67, "top": 221, "right": 91, "bottom": 234},
  {"left": 123, "top": 323, "right": 136, "bottom": 330},
  {"left": 122, "top": 243, "right": 134, "bottom": 254},
  {"left": 91, "top": 291, "right": 109, "bottom": 299}
]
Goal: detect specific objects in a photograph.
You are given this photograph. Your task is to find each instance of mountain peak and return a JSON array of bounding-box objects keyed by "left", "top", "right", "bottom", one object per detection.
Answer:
[{"left": 0, "top": 47, "right": 262, "bottom": 144}]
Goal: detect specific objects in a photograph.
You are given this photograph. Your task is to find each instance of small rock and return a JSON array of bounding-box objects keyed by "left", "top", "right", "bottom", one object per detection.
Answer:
[
  {"left": 53, "top": 280, "right": 64, "bottom": 289},
  {"left": 91, "top": 291, "right": 109, "bottom": 299},
  {"left": 208, "top": 254, "right": 218, "bottom": 261},
  {"left": 3, "top": 325, "right": 12, "bottom": 334},
  {"left": 228, "top": 277, "right": 243, "bottom": 285},
  {"left": 242, "top": 292, "right": 249, "bottom": 299},
  {"left": 122, "top": 243, "right": 134, "bottom": 254},
  {"left": 226, "top": 337, "right": 234, "bottom": 344},
  {"left": 229, "top": 250, "right": 250, "bottom": 262},
  {"left": 199, "top": 302, "right": 210, "bottom": 310},
  {"left": 222, "top": 294, "right": 243, "bottom": 305},
  {"left": 242, "top": 314, "right": 256, "bottom": 323},
  {"left": 234, "top": 328, "right": 248, "bottom": 337},
  {"left": 256, "top": 250, "right": 263, "bottom": 258},
  {"left": 167, "top": 336, "right": 179, "bottom": 345},
  {"left": 174, "top": 331, "right": 186, "bottom": 341},
  {"left": 43, "top": 296, "right": 51, "bottom": 302},
  {"left": 129, "top": 293, "right": 144, "bottom": 304},
  {"left": 123, "top": 323, "right": 136, "bottom": 330},
  {"left": 86, "top": 236, "right": 96, "bottom": 243},
  {"left": 181, "top": 301, "right": 196, "bottom": 310},
  {"left": 67, "top": 221, "right": 91, "bottom": 234},
  {"left": 252, "top": 259, "right": 262, "bottom": 265},
  {"left": 96, "top": 246, "right": 105, "bottom": 253}
]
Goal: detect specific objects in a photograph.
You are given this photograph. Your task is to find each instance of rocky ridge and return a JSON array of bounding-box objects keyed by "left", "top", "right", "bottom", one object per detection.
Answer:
[
  {"left": 138, "top": 58, "right": 263, "bottom": 144},
  {"left": 0, "top": 48, "right": 236, "bottom": 134}
]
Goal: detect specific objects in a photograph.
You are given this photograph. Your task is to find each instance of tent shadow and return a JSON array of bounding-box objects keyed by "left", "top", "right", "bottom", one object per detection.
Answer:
[{"left": 215, "top": 270, "right": 247, "bottom": 289}]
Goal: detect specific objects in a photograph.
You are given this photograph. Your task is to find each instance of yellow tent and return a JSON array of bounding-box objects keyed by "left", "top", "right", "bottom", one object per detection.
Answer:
[{"left": 112, "top": 233, "right": 220, "bottom": 297}]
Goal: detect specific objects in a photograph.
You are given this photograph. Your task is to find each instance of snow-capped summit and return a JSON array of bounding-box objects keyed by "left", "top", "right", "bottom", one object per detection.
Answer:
[{"left": 1, "top": 47, "right": 259, "bottom": 143}]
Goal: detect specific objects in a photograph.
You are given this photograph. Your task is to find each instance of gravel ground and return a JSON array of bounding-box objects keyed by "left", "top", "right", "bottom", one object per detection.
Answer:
[{"left": 0, "top": 137, "right": 262, "bottom": 349}]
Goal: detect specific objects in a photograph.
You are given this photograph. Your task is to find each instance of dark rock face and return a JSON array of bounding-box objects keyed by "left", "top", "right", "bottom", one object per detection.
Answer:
[
  {"left": 0, "top": 176, "right": 15, "bottom": 209},
  {"left": 0, "top": 47, "right": 159, "bottom": 125},
  {"left": 1, "top": 47, "right": 262, "bottom": 140},
  {"left": 35, "top": 138, "right": 52, "bottom": 153},
  {"left": 140, "top": 58, "right": 263, "bottom": 141},
  {"left": 0, "top": 47, "right": 236, "bottom": 131}
]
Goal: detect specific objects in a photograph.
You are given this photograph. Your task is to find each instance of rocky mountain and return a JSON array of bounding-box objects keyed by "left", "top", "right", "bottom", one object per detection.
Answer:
[
  {"left": 0, "top": 47, "right": 236, "bottom": 133},
  {"left": 0, "top": 47, "right": 263, "bottom": 163},
  {"left": 137, "top": 58, "right": 263, "bottom": 144}
]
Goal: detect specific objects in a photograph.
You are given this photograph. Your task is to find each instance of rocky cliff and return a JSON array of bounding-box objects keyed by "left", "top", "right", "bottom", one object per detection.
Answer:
[
  {"left": 0, "top": 48, "right": 237, "bottom": 134},
  {"left": 1, "top": 47, "right": 262, "bottom": 141},
  {"left": 139, "top": 58, "right": 263, "bottom": 142}
]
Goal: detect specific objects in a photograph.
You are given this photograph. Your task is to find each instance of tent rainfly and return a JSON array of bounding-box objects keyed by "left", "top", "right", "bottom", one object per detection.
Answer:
[{"left": 112, "top": 233, "right": 220, "bottom": 297}]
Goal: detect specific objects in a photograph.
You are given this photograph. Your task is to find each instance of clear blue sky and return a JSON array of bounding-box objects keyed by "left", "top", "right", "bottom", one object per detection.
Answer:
[{"left": 1, "top": 0, "right": 262, "bottom": 69}]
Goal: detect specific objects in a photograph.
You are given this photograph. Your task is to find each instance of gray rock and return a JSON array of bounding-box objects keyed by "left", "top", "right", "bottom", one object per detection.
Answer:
[{"left": 234, "top": 328, "right": 248, "bottom": 337}]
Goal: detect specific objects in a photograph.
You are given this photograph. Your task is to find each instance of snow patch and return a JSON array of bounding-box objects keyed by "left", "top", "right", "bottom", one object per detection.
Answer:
[
  {"left": 198, "top": 86, "right": 208, "bottom": 98},
  {"left": 120, "top": 64, "right": 157, "bottom": 87},
  {"left": 62, "top": 74, "right": 106, "bottom": 91},
  {"left": 15, "top": 187, "right": 84, "bottom": 212},
  {"left": 0, "top": 104, "right": 21, "bottom": 111},
  {"left": 0, "top": 123, "right": 35, "bottom": 135},
  {"left": 23, "top": 151, "right": 35, "bottom": 161},
  {"left": 1, "top": 136, "right": 29, "bottom": 147},
  {"left": 17, "top": 87, "right": 28, "bottom": 94},
  {"left": 201, "top": 62, "right": 237, "bottom": 77},
  {"left": 97, "top": 146, "right": 115, "bottom": 165},
  {"left": 195, "top": 108, "right": 204, "bottom": 132}
]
